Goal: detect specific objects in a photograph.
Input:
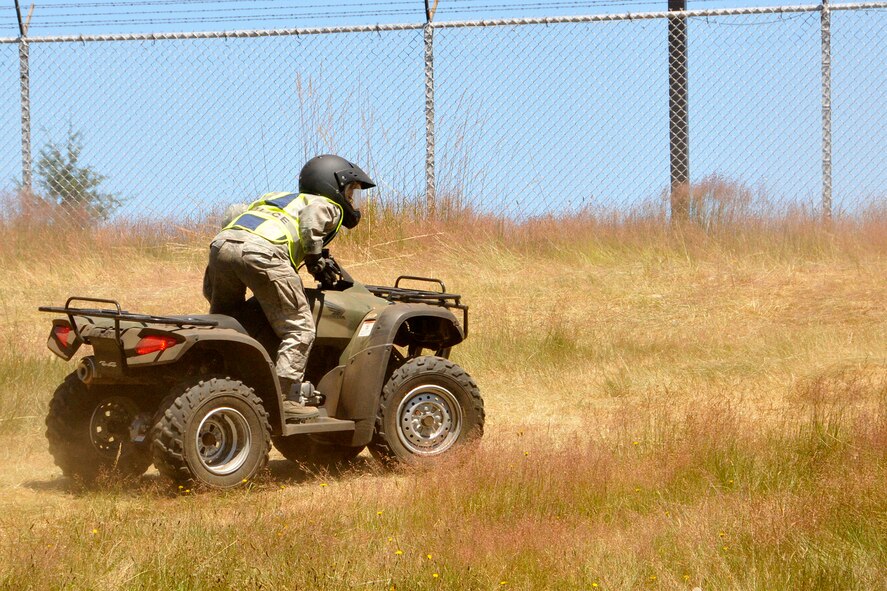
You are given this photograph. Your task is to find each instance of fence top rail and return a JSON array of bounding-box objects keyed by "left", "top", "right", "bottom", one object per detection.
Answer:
[{"left": 0, "top": 1, "right": 884, "bottom": 44}]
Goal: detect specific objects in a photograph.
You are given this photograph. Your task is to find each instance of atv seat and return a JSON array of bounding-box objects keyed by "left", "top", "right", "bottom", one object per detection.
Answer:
[{"left": 171, "top": 314, "right": 248, "bottom": 334}]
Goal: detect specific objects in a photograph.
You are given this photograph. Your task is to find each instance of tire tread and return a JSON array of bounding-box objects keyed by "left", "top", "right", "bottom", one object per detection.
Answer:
[
  {"left": 150, "top": 377, "right": 271, "bottom": 486},
  {"left": 370, "top": 356, "right": 484, "bottom": 463},
  {"left": 45, "top": 374, "right": 152, "bottom": 482}
]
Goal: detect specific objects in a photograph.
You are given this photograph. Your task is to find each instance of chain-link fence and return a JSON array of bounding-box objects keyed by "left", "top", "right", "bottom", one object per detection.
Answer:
[{"left": 0, "top": 3, "right": 884, "bottom": 228}]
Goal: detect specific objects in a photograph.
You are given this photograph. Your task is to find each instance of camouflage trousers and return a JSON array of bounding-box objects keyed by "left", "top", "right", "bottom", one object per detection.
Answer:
[{"left": 203, "top": 229, "right": 315, "bottom": 383}]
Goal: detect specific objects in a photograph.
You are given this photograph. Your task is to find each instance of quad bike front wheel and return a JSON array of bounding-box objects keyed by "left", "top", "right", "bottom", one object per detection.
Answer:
[
  {"left": 45, "top": 374, "right": 152, "bottom": 483},
  {"left": 369, "top": 356, "right": 484, "bottom": 464},
  {"left": 151, "top": 377, "right": 271, "bottom": 488}
]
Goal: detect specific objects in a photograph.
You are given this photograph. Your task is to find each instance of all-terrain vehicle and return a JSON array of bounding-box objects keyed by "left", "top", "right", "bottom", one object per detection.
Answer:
[{"left": 39, "top": 253, "right": 484, "bottom": 488}]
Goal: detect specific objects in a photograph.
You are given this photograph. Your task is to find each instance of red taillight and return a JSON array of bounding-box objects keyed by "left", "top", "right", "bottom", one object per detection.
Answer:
[
  {"left": 53, "top": 325, "right": 73, "bottom": 346},
  {"left": 134, "top": 335, "right": 178, "bottom": 356}
]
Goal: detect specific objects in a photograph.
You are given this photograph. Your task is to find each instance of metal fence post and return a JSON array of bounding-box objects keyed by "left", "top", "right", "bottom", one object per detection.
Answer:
[
  {"left": 821, "top": 0, "right": 833, "bottom": 221},
  {"left": 15, "top": 1, "right": 32, "bottom": 192},
  {"left": 423, "top": 14, "right": 437, "bottom": 218},
  {"left": 668, "top": 0, "right": 690, "bottom": 224}
]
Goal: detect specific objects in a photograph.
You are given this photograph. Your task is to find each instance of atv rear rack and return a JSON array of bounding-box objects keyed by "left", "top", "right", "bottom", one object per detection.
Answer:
[
  {"left": 39, "top": 296, "right": 218, "bottom": 342},
  {"left": 366, "top": 276, "right": 469, "bottom": 336}
]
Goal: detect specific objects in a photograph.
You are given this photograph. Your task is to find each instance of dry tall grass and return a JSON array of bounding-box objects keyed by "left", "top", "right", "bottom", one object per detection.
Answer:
[{"left": 0, "top": 211, "right": 885, "bottom": 590}]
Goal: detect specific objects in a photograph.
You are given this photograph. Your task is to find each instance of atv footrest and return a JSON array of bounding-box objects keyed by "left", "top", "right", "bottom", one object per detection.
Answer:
[{"left": 282, "top": 417, "right": 355, "bottom": 436}]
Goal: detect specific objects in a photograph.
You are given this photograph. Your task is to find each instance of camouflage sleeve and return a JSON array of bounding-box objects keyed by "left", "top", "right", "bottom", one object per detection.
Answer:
[
  {"left": 221, "top": 202, "right": 249, "bottom": 227},
  {"left": 299, "top": 200, "right": 342, "bottom": 255}
]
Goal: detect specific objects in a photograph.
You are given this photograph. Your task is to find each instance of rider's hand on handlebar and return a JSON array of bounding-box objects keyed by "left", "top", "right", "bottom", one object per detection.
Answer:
[
  {"left": 304, "top": 253, "right": 338, "bottom": 287},
  {"left": 304, "top": 253, "right": 325, "bottom": 277}
]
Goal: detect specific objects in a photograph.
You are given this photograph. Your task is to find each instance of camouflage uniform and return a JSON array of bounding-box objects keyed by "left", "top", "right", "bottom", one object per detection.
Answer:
[{"left": 203, "top": 194, "right": 342, "bottom": 383}]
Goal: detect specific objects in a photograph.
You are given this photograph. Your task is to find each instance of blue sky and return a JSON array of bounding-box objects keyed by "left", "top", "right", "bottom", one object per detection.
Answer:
[{"left": 0, "top": 1, "right": 884, "bottom": 220}]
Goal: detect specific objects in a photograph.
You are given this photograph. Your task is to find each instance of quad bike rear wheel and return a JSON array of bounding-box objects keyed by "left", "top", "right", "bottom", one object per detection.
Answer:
[
  {"left": 45, "top": 374, "right": 152, "bottom": 483},
  {"left": 151, "top": 377, "right": 271, "bottom": 488},
  {"left": 273, "top": 435, "right": 364, "bottom": 472},
  {"left": 369, "top": 356, "right": 484, "bottom": 464}
]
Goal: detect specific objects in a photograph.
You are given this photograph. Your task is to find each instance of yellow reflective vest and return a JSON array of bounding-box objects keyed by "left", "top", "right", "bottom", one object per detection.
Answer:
[{"left": 224, "top": 192, "right": 343, "bottom": 268}]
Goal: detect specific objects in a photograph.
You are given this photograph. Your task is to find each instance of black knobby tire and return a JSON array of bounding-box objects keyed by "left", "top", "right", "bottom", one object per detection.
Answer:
[
  {"left": 148, "top": 389, "right": 188, "bottom": 482},
  {"left": 272, "top": 435, "right": 364, "bottom": 473},
  {"left": 45, "top": 374, "right": 152, "bottom": 483},
  {"left": 150, "top": 377, "right": 271, "bottom": 488},
  {"left": 369, "top": 356, "right": 484, "bottom": 464}
]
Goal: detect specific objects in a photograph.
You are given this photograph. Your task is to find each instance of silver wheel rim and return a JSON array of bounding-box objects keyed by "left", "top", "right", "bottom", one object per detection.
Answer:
[
  {"left": 89, "top": 397, "right": 138, "bottom": 457},
  {"left": 396, "top": 385, "right": 462, "bottom": 456},
  {"left": 195, "top": 407, "right": 252, "bottom": 476}
]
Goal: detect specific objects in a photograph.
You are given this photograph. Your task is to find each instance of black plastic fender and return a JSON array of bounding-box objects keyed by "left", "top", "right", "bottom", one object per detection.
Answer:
[
  {"left": 336, "top": 304, "right": 465, "bottom": 446},
  {"left": 174, "top": 333, "right": 285, "bottom": 434}
]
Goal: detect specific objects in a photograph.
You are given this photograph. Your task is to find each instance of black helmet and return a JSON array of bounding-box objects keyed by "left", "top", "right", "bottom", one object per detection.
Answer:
[{"left": 298, "top": 154, "right": 376, "bottom": 229}]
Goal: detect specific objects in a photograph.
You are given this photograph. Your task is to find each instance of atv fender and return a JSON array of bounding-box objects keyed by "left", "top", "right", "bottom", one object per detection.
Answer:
[
  {"left": 338, "top": 304, "right": 465, "bottom": 447},
  {"left": 173, "top": 331, "right": 285, "bottom": 433}
]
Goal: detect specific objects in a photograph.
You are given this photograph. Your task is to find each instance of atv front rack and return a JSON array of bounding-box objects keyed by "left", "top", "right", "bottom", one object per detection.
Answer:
[
  {"left": 366, "top": 276, "right": 469, "bottom": 336},
  {"left": 39, "top": 296, "right": 218, "bottom": 342}
]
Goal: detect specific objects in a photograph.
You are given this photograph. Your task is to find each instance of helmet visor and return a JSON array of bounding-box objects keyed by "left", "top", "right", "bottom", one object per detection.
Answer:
[{"left": 344, "top": 183, "right": 363, "bottom": 208}]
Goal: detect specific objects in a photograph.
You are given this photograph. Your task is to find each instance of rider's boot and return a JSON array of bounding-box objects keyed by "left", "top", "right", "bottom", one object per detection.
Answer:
[{"left": 279, "top": 377, "right": 320, "bottom": 422}]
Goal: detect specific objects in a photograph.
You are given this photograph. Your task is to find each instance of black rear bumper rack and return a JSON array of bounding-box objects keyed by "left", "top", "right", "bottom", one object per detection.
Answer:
[
  {"left": 39, "top": 296, "right": 218, "bottom": 342},
  {"left": 366, "top": 276, "right": 469, "bottom": 336}
]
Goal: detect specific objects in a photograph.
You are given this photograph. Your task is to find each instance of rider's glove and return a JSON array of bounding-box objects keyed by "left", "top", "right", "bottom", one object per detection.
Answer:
[
  {"left": 304, "top": 253, "right": 338, "bottom": 286},
  {"left": 304, "top": 253, "right": 325, "bottom": 278}
]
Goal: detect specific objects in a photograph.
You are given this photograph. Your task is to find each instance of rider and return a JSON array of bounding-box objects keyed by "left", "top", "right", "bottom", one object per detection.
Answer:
[{"left": 203, "top": 154, "right": 376, "bottom": 421}]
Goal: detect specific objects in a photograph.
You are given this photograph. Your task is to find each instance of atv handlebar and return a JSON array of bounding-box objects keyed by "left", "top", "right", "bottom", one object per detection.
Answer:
[
  {"left": 309, "top": 252, "right": 469, "bottom": 335},
  {"left": 310, "top": 249, "right": 355, "bottom": 292}
]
